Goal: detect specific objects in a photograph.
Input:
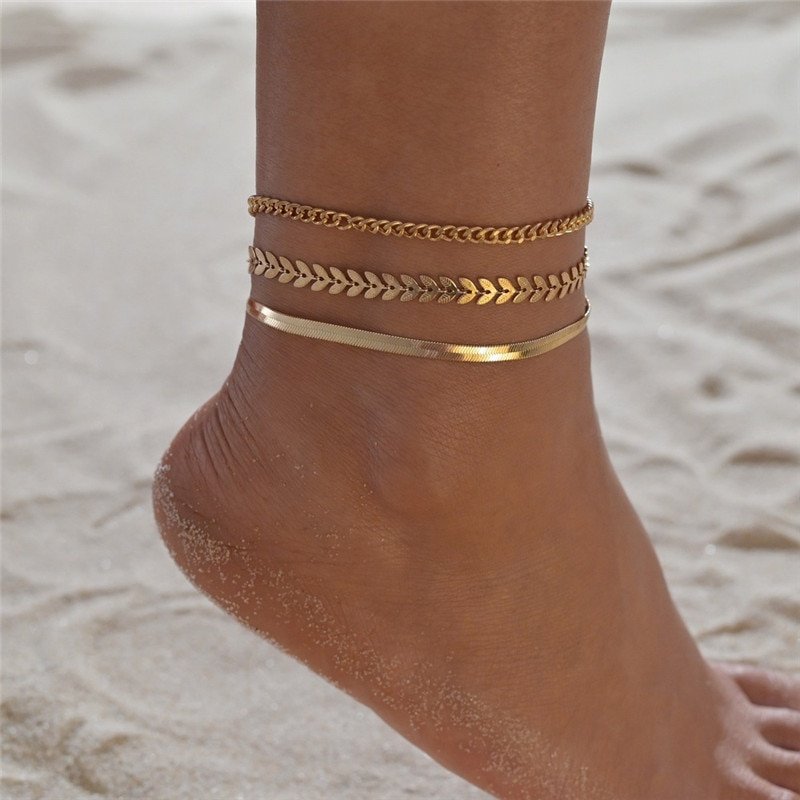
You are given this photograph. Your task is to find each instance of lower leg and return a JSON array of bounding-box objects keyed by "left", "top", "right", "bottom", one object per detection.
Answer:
[
  {"left": 154, "top": 3, "right": 800, "bottom": 799},
  {"left": 251, "top": 0, "right": 607, "bottom": 342}
]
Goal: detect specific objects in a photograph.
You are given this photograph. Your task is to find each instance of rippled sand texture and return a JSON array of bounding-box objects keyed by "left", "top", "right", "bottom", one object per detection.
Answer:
[{"left": 2, "top": 3, "right": 799, "bottom": 799}]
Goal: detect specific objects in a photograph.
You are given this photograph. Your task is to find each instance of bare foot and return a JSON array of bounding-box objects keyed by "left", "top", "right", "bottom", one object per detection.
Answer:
[{"left": 153, "top": 290, "right": 800, "bottom": 799}]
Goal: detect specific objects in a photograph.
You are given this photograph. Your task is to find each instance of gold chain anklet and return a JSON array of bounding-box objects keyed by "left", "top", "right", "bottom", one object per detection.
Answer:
[
  {"left": 248, "top": 246, "right": 588, "bottom": 306},
  {"left": 247, "top": 195, "right": 593, "bottom": 245},
  {"left": 246, "top": 298, "right": 591, "bottom": 363}
]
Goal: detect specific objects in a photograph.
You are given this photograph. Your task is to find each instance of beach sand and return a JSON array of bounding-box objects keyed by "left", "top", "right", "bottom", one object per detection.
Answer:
[{"left": 2, "top": 3, "right": 798, "bottom": 798}]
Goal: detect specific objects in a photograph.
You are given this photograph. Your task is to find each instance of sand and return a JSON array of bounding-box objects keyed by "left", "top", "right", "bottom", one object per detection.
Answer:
[{"left": 2, "top": 2, "right": 798, "bottom": 798}]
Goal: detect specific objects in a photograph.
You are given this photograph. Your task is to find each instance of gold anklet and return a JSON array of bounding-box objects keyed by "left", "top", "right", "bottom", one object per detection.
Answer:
[
  {"left": 245, "top": 298, "right": 590, "bottom": 363},
  {"left": 247, "top": 195, "right": 593, "bottom": 245},
  {"left": 248, "top": 246, "right": 588, "bottom": 306}
]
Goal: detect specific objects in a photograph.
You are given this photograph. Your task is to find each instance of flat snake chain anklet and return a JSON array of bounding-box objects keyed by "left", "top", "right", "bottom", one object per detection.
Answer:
[
  {"left": 245, "top": 298, "right": 591, "bottom": 363},
  {"left": 248, "top": 246, "right": 588, "bottom": 306},
  {"left": 248, "top": 195, "right": 593, "bottom": 245}
]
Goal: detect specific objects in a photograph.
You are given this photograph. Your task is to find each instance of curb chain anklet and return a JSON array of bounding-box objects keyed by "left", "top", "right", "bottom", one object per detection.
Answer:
[
  {"left": 246, "top": 298, "right": 591, "bottom": 363},
  {"left": 248, "top": 195, "right": 593, "bottom": 245},
  {"left": 249, "top": 246, "right": 588, "bottom": 306}
]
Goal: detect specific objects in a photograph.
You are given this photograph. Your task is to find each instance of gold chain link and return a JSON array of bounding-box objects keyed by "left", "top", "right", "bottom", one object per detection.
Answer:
[{"left": 248, "top": 195, "right": 593, "bottom": 245}]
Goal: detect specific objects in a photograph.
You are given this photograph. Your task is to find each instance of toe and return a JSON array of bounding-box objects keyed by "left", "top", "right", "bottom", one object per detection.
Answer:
[
  {"left": 755, "top": 744, "right": 800, "bottom": 794},
  {"left": 759, "top": 708, "right": 800, "bottom": 752},
  {"left": 719, "top": 663, "right": 800, "bottom": 712},
  {"left": 743, "top": 773, "right": 800, "bottom": 800}
]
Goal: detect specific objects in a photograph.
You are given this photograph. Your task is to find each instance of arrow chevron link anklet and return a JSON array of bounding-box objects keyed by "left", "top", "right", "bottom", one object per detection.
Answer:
[
  {"left": 245, "top": 298, "right": 591, "bottom": 363},
  {"left": 248, "top": 246, "right": 589, "bottom": 306}
]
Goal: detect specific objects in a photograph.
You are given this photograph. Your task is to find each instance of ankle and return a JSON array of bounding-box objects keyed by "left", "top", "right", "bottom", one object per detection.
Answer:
[{"left": 227, "top": 313, "right": 604, "bottom": 522}]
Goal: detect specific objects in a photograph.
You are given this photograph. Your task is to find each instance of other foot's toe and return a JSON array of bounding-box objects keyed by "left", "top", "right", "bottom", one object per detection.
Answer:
[
  {"left": 718, "top": 663, "right": 800, "bottom": 712},
  {"left": 757, "top": 707, "right": 800, "bottom": 752},
  {"left": 753, "top": 743, "right": 800, "bottom": 795}
]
